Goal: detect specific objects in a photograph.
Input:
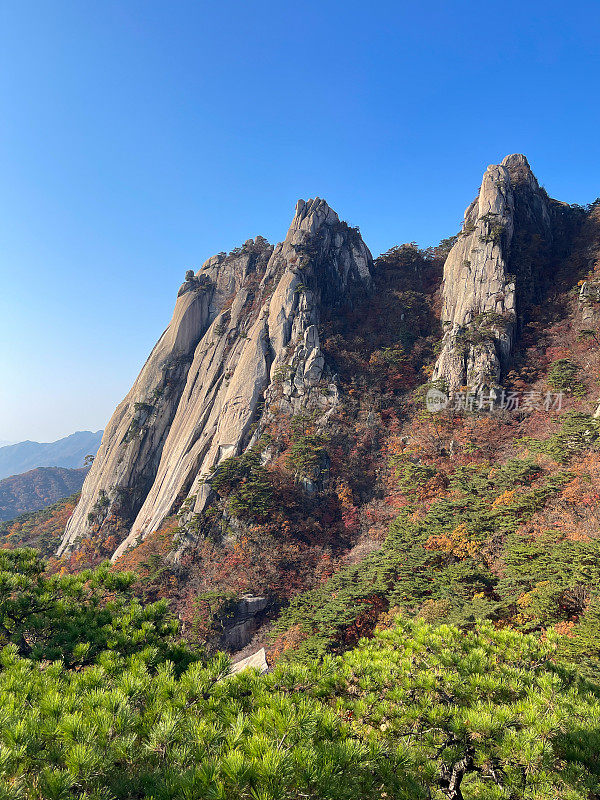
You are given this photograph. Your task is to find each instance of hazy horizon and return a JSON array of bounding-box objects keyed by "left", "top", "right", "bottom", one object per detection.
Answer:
[{"left": 0, "top": 430, "right": 103, "bottom": 448}]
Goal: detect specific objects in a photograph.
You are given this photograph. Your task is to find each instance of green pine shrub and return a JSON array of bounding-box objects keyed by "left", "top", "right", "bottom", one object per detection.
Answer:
[
  {"left": 273, "top": 457, "right": 569, "bottom": 661},
  {"left": 1, "top": 597, "right": 599, "bottom": 799},
  {"left": 547, "top": 359, "right": 587, "bottom": 398},
  {"left": 209, "top": 445, "right": 273, "bottom": 522},
  {"left": 0, "top": 549, "right": 195, "bottom": 671},
  {"left": 524, "top": 412, "right": 600, "bottom": 463}
]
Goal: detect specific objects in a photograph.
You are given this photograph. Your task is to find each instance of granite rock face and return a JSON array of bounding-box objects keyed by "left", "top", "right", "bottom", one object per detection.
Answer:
[
  {"left": 59, "top": 240, "right": 273, "bottom": 555},
  {"left": 432, "top": 154, "right": 554, "bottom": 395},
  {"left": 59, "top": 199, "right": 372, "bottom": 559}
]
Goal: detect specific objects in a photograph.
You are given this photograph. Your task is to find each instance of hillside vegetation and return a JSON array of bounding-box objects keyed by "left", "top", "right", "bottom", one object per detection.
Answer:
[
  {"left": 0, "top": 493, "right": 80, "bottom": 555},
  {"left": 0, "top": 467, "right": 86, "bottom": 522},
  {"left": 35, "top": 205, "right": 600, "bottom": 675},
  {"left": 0, "top": 549, "right": 599, "bottom": 799},
  {"left": 5, "top": 169, "right": 600, "bottom": 799}
]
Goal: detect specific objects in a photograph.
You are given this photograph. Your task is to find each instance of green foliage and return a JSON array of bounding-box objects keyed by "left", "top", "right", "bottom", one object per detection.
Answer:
[
  {"left": 133, "top": 402, "right": 154, "bottom": 413},
  {"left": 499, "top": 529, "right": 598, "bottom": 607},
  {"left": 478, "top": 212, "right": 505, "bottom": 244},
  {"left": 496, "top": 529, "right": 600, "bottom": 680},
  {"left": 577, "top": 328, "right": 600, "bottom": 345},
  {"left": 321, "top": 242, "right": 440, "bottom": 399},
  {"left": 274, "top": 457, "right": 567, "bottom": 661},
  {"left": 0, "top": 647, "right": 407, "bottom": 800},
  {"left": 436, "top": 233, "right": 459, "bottom": 256},
  {"left": 2, "top": 582, "right": 600, "bottom": 800},
  {"left": 87, "top": 489, "right": 111, "bottom": 525},
  {"left": 285, "top": 416, "right": 329, "bottom": 480},
  {"left": 0, "top": 552, "right": 406, "bottom": 800},
  {"left": 449, "top": 457, "right": 542, "bottom": 494},
  {"left": 559, "top": 595, "right": 600, "bottom": 680},
  {"left": 209, "top": 445, "right": 273, "bottom": 522},
  {"left": 0, "top": 549, "right": 195, "bottom": 671},
  {"left": 391, "top": 454, "right": 437, "bottom": 496},
  {"left": 194, "top": 589, "right": 239, "bottom": 629},
  {"left": 1, "top": 540, "right": 600, "bottom": 800},
  {"left": 547, "top": 359, "right": 587, "bottom": 397},
  {"left": 524, "top": 412, "right": 600, "bottom": 463},
  {"left": 123, "top": 420, "right": 141, "bottom": 442},
  {"left": 272, "top": 363, "right": 293, "bottom": 384},
  {"left": 452, "top": 311, "right": 513, "bottom": 358},
  {"left": 290, "top": 618, "right": 600, "bottom": 800},
  {"left": 369, "top": 344, "right": 407, "bottom": 368}
]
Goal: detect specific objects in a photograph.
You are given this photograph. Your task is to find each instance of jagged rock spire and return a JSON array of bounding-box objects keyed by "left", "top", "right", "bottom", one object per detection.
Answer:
[
  {"left": 59, "top": 199, "right": 372, "bottom": 560},
  {"left": 292, "top": 197, "right": 339, "bottom": 232},
  {"left": 432, "top": 154, "right": 553, "bottom": 396}
]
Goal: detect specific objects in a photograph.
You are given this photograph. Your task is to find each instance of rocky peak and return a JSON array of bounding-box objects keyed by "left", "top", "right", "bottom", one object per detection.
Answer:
[
  {"left": 201, "top": 237, "right": 274, "bottom": 313},
  {"left": 291, "top": 197, "right": 339, "bottom": 233},
  {"left": 60, "top": 199, "right": 372, "bottom": 561},
  {"left": 432, "top": 154, "right": 557, "bottom": 396},
  {"left": 501, "top": 153, "right": 538, "bottom": 186}
]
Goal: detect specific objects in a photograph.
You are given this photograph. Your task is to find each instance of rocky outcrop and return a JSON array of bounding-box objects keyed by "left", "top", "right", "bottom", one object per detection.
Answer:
[
  {"left": 432, "top": 154, "right": 555, "bottom": 395},
  {"left": 59, "top": 240, "right": 274, "bottom": 555},
  {"left": 579, "top": 280, "right": 600, "bottom": 323},
  {"left": 223, "top": 596, "right": 269, "bottom": 651},
  {"left": 230, "top": 648, "right": 268, "bottom": 676},
  {"left": 59, "top": 199, "right": 372, "bottom": 559}
]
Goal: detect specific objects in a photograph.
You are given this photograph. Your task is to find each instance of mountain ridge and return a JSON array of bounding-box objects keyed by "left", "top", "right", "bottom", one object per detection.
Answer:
[
  {"left": 60, "top": 156, "right": 584, "bottom": 565},
  {"left": 0, "top": 466, "right": 87, "bottom": 522},
  {"left": 59, "top": 197, "right": 373, "bottom": 558},
  {"left": 0, "top": 430, "right": 103, "bottom": 481}
]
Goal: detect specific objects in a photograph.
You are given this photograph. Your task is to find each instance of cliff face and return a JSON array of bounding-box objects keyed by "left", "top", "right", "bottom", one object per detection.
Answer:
[
  {"left": 59, "top": 241, "right": 273, "bottom": 555},
  {"left": 59, "top": 199, "right": 372, "bottom": 559},
  {"left": 432, "top": 154, "right": 559, "bottom": 395}
]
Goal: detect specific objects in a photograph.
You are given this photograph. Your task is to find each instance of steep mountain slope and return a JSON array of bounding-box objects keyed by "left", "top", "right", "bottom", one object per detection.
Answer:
[
  {"left": 58, "top": 239, "right": 274, "bottom": 555},
  {"left": 44, "top": 154, "right": 600, "bottom": 666},
  {"left": 60, "top": 199, "right": 372, "bottom": 559},
  {"left": 271, "top": 188, "right": 600, "bottom": 667},
  {"left": 0, "top": 430, "right": 102, "bottom": 481},
  {"left": 0, "top": 466, "right": 87, "bottom": 521}
]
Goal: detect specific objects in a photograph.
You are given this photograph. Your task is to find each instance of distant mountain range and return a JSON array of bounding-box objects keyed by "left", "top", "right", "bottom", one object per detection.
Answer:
[
  {"left": 0, "top": 430, "right": 102, "bottom": 481},
  {"left": 0, "top": 466, "right": 88, "bottom": 522}
]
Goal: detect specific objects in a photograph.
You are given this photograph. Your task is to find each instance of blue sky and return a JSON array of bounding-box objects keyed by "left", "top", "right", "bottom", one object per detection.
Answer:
[{"left": 1, "top": 0, "right": 599, "bottom": 442}]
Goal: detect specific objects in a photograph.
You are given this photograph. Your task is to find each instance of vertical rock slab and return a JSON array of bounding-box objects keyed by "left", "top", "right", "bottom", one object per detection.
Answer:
[
  {"left": 432, "top": 154, "right": 553, "bottom": 395},
  {"left": 58, "top": 242, "right": 273, "bottom": 555},
  {"left": 60, "top": 199, "right": 372, "bottom": 561}
]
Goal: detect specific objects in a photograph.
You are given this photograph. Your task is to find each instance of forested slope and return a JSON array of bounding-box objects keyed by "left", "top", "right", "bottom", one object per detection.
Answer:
[{"left": 1, "top": 549, "right": 599, "bottom": 799}]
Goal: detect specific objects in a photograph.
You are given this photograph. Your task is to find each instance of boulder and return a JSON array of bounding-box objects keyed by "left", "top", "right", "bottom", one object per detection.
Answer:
[{"left": 230, "top": 648, "right": 268, "bottom": 676}]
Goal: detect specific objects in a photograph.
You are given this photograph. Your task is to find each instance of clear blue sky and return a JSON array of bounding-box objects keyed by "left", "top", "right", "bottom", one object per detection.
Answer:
[{"left": 1, "top": 0, "right": 599, "bottom": 442}]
